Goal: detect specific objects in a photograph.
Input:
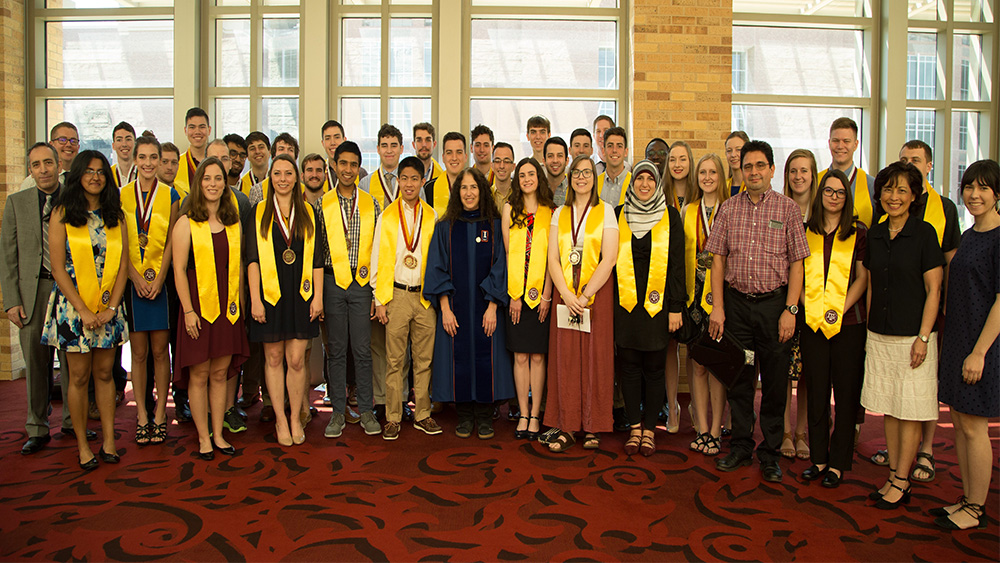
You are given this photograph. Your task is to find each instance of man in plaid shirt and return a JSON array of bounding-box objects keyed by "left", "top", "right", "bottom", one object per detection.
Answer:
[{"left": 705, "top": 139, "right": 810, "bottom": 483}]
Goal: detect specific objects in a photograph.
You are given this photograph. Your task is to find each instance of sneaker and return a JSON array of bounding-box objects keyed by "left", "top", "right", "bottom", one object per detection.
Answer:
[
  {"left": 478, "top": 420, "right": 495, "bottom": 440},
  {"left": 383, "top": 421, "right": 400, "bottom": 441},
  {"left": 324, "top": 412, "right": 346, "bottom": 438},
  {"left": 455, "top": 420, "right": 474, "bottom": 439},
  {"left": 414, "top": 416, "right": 443, "bottom": 435},
  {"left": 345, "top": 405, "right": 361, "bottom": 424},
  {"left": 360, "top": 412, "right": 381, "bottom": 435},
  {"left": 223, "top": 407, "right": 247, "bottom": 433}
]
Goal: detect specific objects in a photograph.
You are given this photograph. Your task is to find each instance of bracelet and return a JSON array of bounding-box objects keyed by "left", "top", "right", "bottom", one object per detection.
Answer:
[
  {"left": 540, "top": 296, "right": 552, "bottom": 302},
  {"left": 184, "top": 310, "right": 195, "bottom": 315}
]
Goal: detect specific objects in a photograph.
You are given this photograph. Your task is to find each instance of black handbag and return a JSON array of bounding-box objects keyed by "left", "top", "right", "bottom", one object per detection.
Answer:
[
  {"left": 673, "top": 304, "right": 707, "bottom": 345},
  {"left": 687, "top": 329, "right": 755, "bottom": 389}
]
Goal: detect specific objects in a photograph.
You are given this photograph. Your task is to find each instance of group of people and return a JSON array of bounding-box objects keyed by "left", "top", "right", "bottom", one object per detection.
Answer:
[{"left": 2, "top": 110, "right": 997, "bottom": 532}]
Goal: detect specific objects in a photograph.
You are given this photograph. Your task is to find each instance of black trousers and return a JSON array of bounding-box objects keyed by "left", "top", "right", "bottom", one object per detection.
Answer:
[
  {"left": 800, "top": 322, "right": 866, "bottom": 471},
  {"left": 723, "top": 286, "right": 792, "bottom": 462},
  {"left": 456, "top": 401, "right": 494, "bottom": 424},
  {"left": 617, "top": 347, "right": 667, "bottom": 429}
]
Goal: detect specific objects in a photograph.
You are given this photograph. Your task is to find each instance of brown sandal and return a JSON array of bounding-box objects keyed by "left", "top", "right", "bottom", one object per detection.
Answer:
[
  {"left": 624, "top": 428, "right": 642, "bottom": 456},
  {"left": 548, "top": 431, "right": 576, "bottom": 453},
  {"left": 640, "top": 432, "right": 655, "bottom": 457},
  {"left": 582, "top": 433, "right": 600, "bottom": 450},
  {"left": 780, "top": 432, "right": 795, "bottom": 458},
  {"left": 795, "top": 432, "right": 810, "bottom": 460}
]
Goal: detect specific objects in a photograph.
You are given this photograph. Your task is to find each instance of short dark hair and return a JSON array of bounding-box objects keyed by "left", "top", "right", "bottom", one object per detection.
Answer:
[
  {"left": 185, "top": 107, "right": 210, "bottom": 125},
  {"left": 113, "top": 121, "right": 135, "bottom": 138},
  {"left": 901, "top": 139, "right": 932, "bottom": 162},
  {"left": 873, "top": 161, "right": 925, "bottom": 217},
  {"left": 830, "top": 117, "right": 858, "bottom": 137},
  {"left": 526, "top": 115, "right": 550, "bottom": 133},
  {"left": 161, "top": 142, "right": 180, "bottom": 158},
  {"left": 471, "top": 124, "right": 494, "bottom": 144},
  {"left": 570, "top": 128, "right": 592, "bottom": 143},
  {"left": 245, "top": 131, "right": 270, "bottom": 149},
  {"left": 133, "top": 135, "right": 162, "bottom": 158},
  {"left": 49, "top": 121, "right": 77, "bottom": 138},
  {"left": 223, "top": 133, "right": 247, "bottom": 150},
  {"left": 322, "top": 120, "right": 345, "bottom": 138},
  {"left": 492, "top": 142, "right": 514, "bottom": 157},
  {"left": 398, "top": 155, "right": 425, "bottom": 179},
  {"left": 960, "top": 159, "right": 999, "bottom": 203},
  {"left": 543, "top": 136, "right": 568, "bottom": 158},
  {"left": 413, "top": 122, "right": 436, "bottom": 140},
  {"left": 740, "top": 139, "right": 774, "bottom": 168},
  {"left": 271, "top": 132, "right": 299, "bottom": 159},
  {"left": 442, "top": 131, "right": 467, "bottom": 151},
  {"left": 301, "top": 153, "right": 326, "bottom": 168},
  {"left": 603, "top": 126, "right": 627, "bottom": 148},
  {"left": 377, "top": 123, "right": 403, "bottom": 145},
  {"left": 593, "top": 115, "right": 615, "bottom": 129},
  {"left": 334, "top": 140, "right": 362, "bottom": 164},
  {"left": 27, "top": 141, "right": 58, "bottom": 165}
]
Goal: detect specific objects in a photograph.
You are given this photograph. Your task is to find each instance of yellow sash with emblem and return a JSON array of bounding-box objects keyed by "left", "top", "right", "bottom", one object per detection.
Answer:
[
  {"left": 558, "top": 204, "right": 605, "bottom": 306},
  {"left": 507, "top": 206, "right": 551, "bottom": 309},
  {"left": 121, "top": 179, "right": 171, "bottom": 285},
  {"left": 255, "top": 203, "right": 316, "bottom": 306},
  {"left": 804, "top": 228, "right": 856, "bottom": 338},
  {"left": 323, "top": 188, "right": 376, "bottom": 289},
  {"left": 597, "top": 171, "right": 633, "bottom": 206},
  {"left": 819, "top": 168, "right": 873, "bottom": 227},
  {"left": 368, "top": 169, "right": 391, "bottom": 206},
  {"left": 374, "top": 198, "right": 435, "bottom": 308},
  {"left": 617, "top": 209, "right": 670, "bottom": 316},
  {"left": 684, "top": 203, "right": 714, "bottom": 313},
  {"left": 66, "top": 219, "right": 123, "bottom": 314},
  {"left": 189, "top": 219, "right": 241, "bottom": 324}
]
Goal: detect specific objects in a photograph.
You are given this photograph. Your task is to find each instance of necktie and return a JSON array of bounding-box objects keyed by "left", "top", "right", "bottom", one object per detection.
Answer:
[{"left": 42, "top": 194, "right": 53, "bottom": 272}]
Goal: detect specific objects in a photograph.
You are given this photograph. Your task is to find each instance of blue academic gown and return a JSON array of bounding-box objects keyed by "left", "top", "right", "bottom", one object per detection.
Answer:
[{"left": 424, "top": 213, "right": 514, "bottom": 403}]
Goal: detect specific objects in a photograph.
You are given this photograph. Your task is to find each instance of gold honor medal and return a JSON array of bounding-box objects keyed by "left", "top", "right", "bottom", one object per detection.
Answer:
[
  {"left": 282, "top": 248, "right": 296, "bottom": 265},
  {"left": 143, "top": 268, "right": 156, "bottom": 283},
  {"left": 569, "top": 248, "right": 582, "bottom": 266},
  {"left": 403, "top": 254, "right": 418, "bottom": 269},
  {"left": 138, "top": 232, "right": 148, "bottom": 249}
]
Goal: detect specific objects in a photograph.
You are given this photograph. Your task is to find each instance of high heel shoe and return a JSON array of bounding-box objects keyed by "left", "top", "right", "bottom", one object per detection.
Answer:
[
  {"left": 293, "top": 433, "right": 306, "bottom": 445},
  {"left": 98, "top": 447, "right": 120, "bottom": 464},
  {"left": 666, "top": 401, "right": 680, "bottom": 434},
  {"left": 525, "top": 416, "right": 541, "bottom": 441},
  {"left": 869, "top": 467, "right": 896, "bottom": 501},
  {"left": 874, "top": 476, "right": 911, "bottom": 510},
  {"left": 514, "top": 416, "right": 529, "bottom": 440}
]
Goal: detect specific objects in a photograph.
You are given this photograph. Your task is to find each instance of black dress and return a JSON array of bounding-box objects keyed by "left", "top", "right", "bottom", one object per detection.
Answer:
[
  {"left": 246, "top": 209, "right": 324, "bottom": 343},
  {"left": 506, "top": 211, "right": 552, "bottom": 354}
]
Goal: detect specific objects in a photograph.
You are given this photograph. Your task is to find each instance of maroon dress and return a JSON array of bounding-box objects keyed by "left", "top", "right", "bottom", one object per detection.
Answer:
[{"left": 173, "top": 229, "right": 250, "bottom": 389}]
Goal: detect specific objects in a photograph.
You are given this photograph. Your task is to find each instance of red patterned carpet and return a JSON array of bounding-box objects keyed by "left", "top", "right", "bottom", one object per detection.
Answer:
[{"left": 0, "top": 378, "right": 996, "bottom": 562}]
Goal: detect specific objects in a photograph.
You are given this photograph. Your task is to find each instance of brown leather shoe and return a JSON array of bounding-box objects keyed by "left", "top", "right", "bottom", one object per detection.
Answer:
[
  {"left": 414, "top": 416, "right": 442, "bottom": 435},
  {"left": 345, "top": 405, "right": 361, "bottom": 424},
  {"left": 382, "top": 421, "right": 400, "bottom": 441}
]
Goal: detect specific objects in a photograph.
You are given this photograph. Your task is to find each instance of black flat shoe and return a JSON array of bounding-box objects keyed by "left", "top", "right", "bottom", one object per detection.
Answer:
[
  {"left": 761, "top": 461, "right": 783, "bottom": 483},
  {"left": 801, "top": 464, "right": 828, "bottom": 481},
  {"left": 79, "top": 456, "right": 99, "bottom": 471},
  {"left": 98, "top": 448, "right": 120, "bottom": 464},
  {"left": 198, "top": 450, "right": 215, "bottom": 461},
  {"left": 62, "top": 427, "right": 99, "bottom": 441},
  {"left": 715, "top": 452, "right": 753, "bottom": 472},
  {"left": 216, "top": 444, "right": 236, "bottom": 456},
  {"left": 821, "top": 470, "right": 842, "bottom": 488}
]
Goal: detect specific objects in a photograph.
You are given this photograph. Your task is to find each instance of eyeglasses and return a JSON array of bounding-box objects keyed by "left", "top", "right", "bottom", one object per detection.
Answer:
[
  {"left": 83, "top": 169, "right": 105, "bottom": 177},
  {"left": 742, "top": 162, "right": 770, "bottom": 172},
  {"left": 823, "top": 187, "right": 847, "bottom": 199},
  {"left": 53, "top": 137, "right": 80, "bottom": 146},
  {"left": 570, "top": 169, "right": 594, "bottom": 178},
  {"left": 492, "top": 158, "right": 514, "bottom": 166}
]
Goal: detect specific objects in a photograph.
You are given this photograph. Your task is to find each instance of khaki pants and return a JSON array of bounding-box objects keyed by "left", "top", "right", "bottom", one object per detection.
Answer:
[{"left": 384, "top": 288, "right": 435, "bottom": 423}]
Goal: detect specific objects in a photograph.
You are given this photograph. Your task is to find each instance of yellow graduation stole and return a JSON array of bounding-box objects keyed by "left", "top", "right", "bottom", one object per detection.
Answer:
[
  {"left": 597, "top": 170, "right": 633, "bottom": 205},
  {"left": 804, "top": 228, "right": 856, "bottom": 338},
  {"left": 240, "top": 171, "right": 263, "bottom": 197},
  {"left": 874, "top": 182, "right": 945, "bottom": 246},
  {"left": 255, "top": 202, "right": 316, "bottom": 306},
  {"left": 374, "top": 198, "right": 435, "bottom": 308},
  {"left": 818, "top": 167, "right": 873, "bottom": 227},
  {"left": 111, "top": 163, "right": 136, "bottom": 189},
  {"left": 684, "top": 202, "right": 715, "bottom": 313},
  {"left": 65, "top": 219, "right": 123, "bottom": 314},
  {"left": 323, "top": 187, "right": 375, "bottom": 289},
  {"left": 173, "top": 151, "right": 200, "bottom": 198},
  {"left": 726, "top": 177, "right": 747, "bottom": 195},
  {"left": 368, "top": 168, "right": 394, "bottom": 206},
  {"left": 427, "top": 158, "right": 444, "bottom": 181},
  {"left": 617, "top": 209, "right": 670, "bottom": 316},
  {"left": 431, "top": 174, "right": 451, "bottom": 217},
  {"left": 189, "top": 218, "right": 241, "bottom": 324},
  {"left": 507, "top": 206, "right": 551, "bottom": 309},
  {"left": 121, "top": 179, "right": 171, "bottom": 285},
  {"left": 558, "top": 203, "right": 605, "bottom": 306}
]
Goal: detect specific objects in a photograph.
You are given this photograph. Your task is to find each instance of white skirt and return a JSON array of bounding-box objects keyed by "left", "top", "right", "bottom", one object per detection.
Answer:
[{"left": 861, "top": 330, "right": 939, "bottom": 421}]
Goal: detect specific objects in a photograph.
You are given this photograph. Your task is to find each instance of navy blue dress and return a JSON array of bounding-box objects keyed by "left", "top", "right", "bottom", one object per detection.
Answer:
[
  {"left": 938, "top": 225, "right": 1000, "bottom": 417},
  {"left": 424, "top": 213, "right": 514, "bottom": 403}
]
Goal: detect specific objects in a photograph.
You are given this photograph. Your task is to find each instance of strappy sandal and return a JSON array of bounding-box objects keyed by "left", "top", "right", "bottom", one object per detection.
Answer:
[
  {"left": 149, "top": 421, "right": 167, "bottom": 444},
  {"left": 625, "top": 428, "right": 642, "bottom": 456},
  {"left": 929, "top": 495, "right": 968, "bottom": 517},
  {"left": 514, "top": 416, "right": 530, "bottom": 440},
  {"left": 639, "top": 432, "right": 655, "bottom": 457},
  {"left": 135, "top": 421, "right": 151, "bottom": 445},
  {"left": 935, "top": 501, "right": 987, "bottom": 530},
  {"left": 690, "top": 432, "right": 710, "bottom": 452},
  {"left": 548, "top": 431, "right": 576, "bottom": 453},
  {"left": 795, "top": 432, "right": 810, "bottom": 460},
  {"left": 702, "top": 435, "right": 721, "bottom": 457},
  {"left": 582, "top": 433, "right": 601, "bottom": 450},
  {"left": 869, "top": 467, "right": 896, "bottom": 501},
  {"left": 910, "top": 451, "right": 935, "bottom": 483},
  {"left": 780, "top": 432, "right": 795, "bottom": 458},
  {"left": 526, "top": 416, "right": 541, "bottom": 441},
  {"left": 870, "top": 449, "right": 889, "bottom": 466}
]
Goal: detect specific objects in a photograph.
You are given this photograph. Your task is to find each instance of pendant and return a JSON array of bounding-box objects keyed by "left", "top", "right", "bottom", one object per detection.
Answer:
[
  {"left": 138, "top": 232, "right": 148, "bottom": 249},
  {"left": 403, "top": 254, "right": 418, "bottom": 269},
  {"left": 143, "top": 268, "right": 156, "bottom": 283},
  {"left": 568, "top": 248, "right": 582, "bottom": 266},
  {"left": 282, "top": 248, "right": 296, "bottom": 265}
]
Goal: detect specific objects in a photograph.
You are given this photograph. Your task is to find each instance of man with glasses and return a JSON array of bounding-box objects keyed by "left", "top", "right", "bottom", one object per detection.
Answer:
[
  {"left": 173, "top": 107, "right": 212, "bottom": 197},
  {"left": 705, "top": 140, "right": 810, "bottom": 484},
  {"left": 20, "top": 122, "right": 80, "bottom": 191},
  {"left": 491, "top": 142, "right": 515, "bottom": 209},
  {"left": 224, "top": 133, "right": 248, "bottom": 191}
]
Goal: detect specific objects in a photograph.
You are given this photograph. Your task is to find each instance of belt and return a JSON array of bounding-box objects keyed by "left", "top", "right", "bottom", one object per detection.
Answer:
[
  {"left": 393, "top": 282, "right": 421, "bottom": 293},
  {"left": 726, "top": 283, "right": 785, "bottom": 303}
]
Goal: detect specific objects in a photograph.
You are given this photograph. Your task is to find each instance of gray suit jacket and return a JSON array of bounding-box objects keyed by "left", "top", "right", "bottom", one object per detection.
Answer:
[{"left": 1, "top": 188, "right": 46, "bottom": 323}]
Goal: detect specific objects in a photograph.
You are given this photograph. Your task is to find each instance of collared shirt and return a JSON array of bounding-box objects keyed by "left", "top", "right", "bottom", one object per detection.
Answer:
[
  {"left": 21, "top": 171, "right": 66, "bottom": 192},
  {"left": 359, "top": 166, "right": 398, "bottom": 208},
  {"left": 370, "top": 199, "right": 436, "bottom": 304},
  {"left": 599, "top": 167, "right": 629, "bottom": 206},
  {"left": 550, "top": 174, "right": 569, "bottom": 207},
  {"left": 864, "top": 213, "right": 945, "bottom": 336},
  {"left": 492, "top": 182, "right": 512, "bottom": 211},
  {"left": 705, "top": 188, "right": 811, "bottom": 294},
  {"left": 313, "top": 188, "right": 382, "bottom": 271}
]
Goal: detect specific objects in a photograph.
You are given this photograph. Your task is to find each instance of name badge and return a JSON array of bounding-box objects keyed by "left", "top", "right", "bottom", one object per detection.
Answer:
[{"left": 768, "top": 219, "right": 783, "bottom": 229}]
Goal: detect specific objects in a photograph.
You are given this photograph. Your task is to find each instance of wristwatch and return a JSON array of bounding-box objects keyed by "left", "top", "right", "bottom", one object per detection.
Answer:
[
  {"left": 785, "top": 304, "right": 799, "bottom": 315},
  {"left": 918, "top": 334, "right": 930, "bottom": 343}
]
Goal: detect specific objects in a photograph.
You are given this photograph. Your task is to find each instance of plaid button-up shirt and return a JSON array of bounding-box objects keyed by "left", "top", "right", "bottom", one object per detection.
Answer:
[
  {"left": 313, "top": 190, "right": 382, "bottom": 272},
  {"left": 704, "top": 188, "right": 810, "bottom": 294}
]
